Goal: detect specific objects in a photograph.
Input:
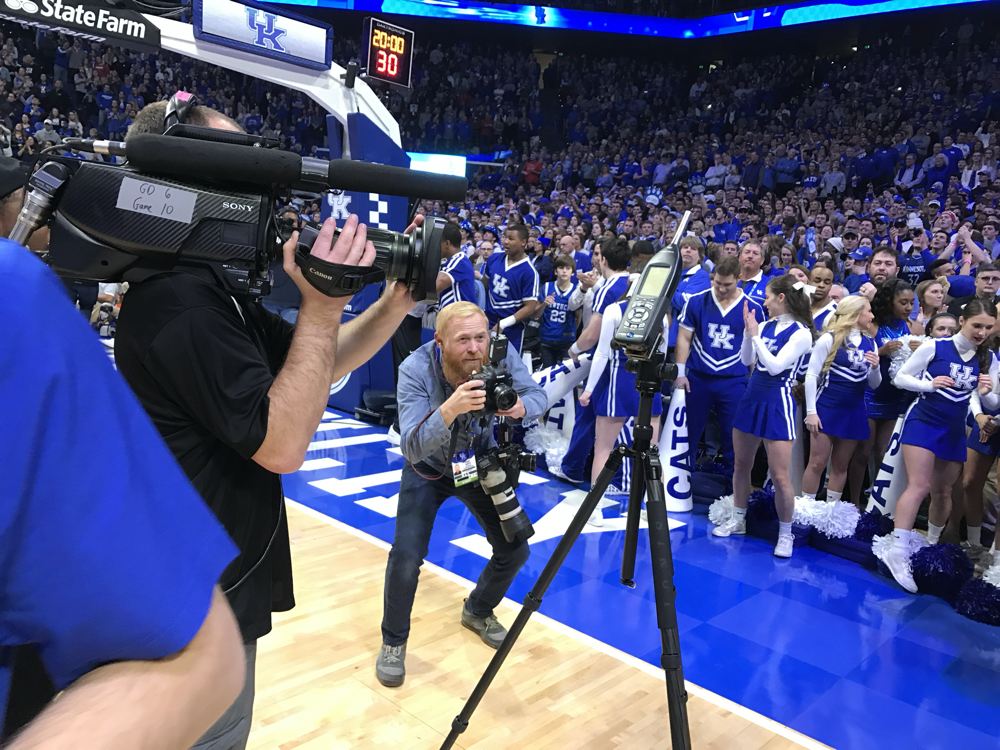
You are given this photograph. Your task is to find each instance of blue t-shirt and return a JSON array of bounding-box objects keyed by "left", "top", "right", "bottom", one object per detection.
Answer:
[
  {"left": 96, "top": 91, "right": 113, "bottom": 111},
  {"left": 680, "top": 289, "right": 765, "bottom": 377},
  {"left": 899, "top": 248, "right": 936, "bottom": 287},
  {"left": 538, "top": 280, "right": 578, "bottom": 341},
  {"left": 573, "top": 251, "right": 593, "bottom": 273},
  {"left": 485, "top": 252, "right": 540, "bottom": 325},
  {"left": 844, "top": 273, "right": 870, "bottom": 294},
  {"left": 438, "top": 252, "right": 477, "bottom": 309},
  {"left": 0, "top": 241, "right": 237, "bottom": 731}
]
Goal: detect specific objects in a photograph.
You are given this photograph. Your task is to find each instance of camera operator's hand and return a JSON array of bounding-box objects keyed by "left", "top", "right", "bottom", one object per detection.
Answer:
[
  {"left": 440, "top": 380, "right": 487, "bottom": 427},
  {"left": 382, "top": 214, "right": 424, "bottom": 314},
  {"left": 497, "top": 397, "right": 527, "bottom": 420},
  {"left": 282, "top": 214, "right": 376, "bottom": 317}
]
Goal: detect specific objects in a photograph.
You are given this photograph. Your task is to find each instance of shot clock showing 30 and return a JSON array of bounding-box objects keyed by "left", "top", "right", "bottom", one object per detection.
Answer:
[{"left": 363, "top": 17, "right": 414, "bottom": 88}]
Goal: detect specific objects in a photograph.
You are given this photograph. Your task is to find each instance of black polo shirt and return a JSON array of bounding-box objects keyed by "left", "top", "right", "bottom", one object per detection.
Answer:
[{"left": 115, "top": 272, "right": 295, "bottom": 643}]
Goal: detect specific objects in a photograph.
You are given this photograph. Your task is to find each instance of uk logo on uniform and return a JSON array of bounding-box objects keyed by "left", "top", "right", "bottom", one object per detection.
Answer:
[
  {"left": 707, "top": 323, "right": 734, "bottom": 350},
  {"left": 949, "top": 363, "right": 976, "bottom": 390},
  {"left": 246, "top": 8, "right": 286, "bottom": 52},
  {"left": 492, "top": 276, "right": 510, "bottom": 298},
  {"left": 847, "top": 349, "right": 867, "bottom": 369}
]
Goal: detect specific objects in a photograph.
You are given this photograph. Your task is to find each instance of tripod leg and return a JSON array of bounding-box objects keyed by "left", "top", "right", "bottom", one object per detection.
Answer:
[
  {"left": 643, "top": 450, "right": 693, "bottom": 750},
  {"left": 440, "top": 447, "right": 627, "bottom": 750},
  {"left": 621, "top": 421, "right": 653, "bottom": 587}
]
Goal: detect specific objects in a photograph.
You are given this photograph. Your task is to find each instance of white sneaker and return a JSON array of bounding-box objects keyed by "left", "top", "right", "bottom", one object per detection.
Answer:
[
  {"left": 712, "top": 516, "right": 746, "bottom": 537},
  {"left": 550, "top": 465, "right": 582, "bottom": 484},
  {"left": 774, "top": 533, "right": 794, "bottom": 558},
  {"left": 387, "top": 425, "right": 401, "bottom": 446},
  {"left": 587, "top": 507, "right": 604, "bottom": 527},
  {"left": 884, "top": 546, "right": 918, "bottom": 594}
]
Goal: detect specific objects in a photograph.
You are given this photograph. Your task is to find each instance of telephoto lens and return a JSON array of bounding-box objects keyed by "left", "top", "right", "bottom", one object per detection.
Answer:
[
  {"left": 477, "top": 453, "right": 535, "bottom": 543},
  {"left": 295, "top": 215, "right": 447, "bottom": 302}
]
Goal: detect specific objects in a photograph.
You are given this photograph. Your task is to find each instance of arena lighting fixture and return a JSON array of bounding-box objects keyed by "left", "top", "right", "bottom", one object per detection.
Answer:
[{"left": 263, "top": 0, "right": 988, "bottom": 39}]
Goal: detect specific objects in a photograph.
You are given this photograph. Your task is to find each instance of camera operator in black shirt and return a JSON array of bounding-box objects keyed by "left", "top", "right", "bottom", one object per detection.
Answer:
[{"left": 115, "top": 101, "right": 423, "bottom": 750}]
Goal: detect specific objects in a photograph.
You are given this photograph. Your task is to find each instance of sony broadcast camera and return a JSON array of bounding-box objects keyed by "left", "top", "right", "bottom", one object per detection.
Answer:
[
  {"left": 9, "top": 127, "right": 468, "bottom": 301},
  {"left": 467, "top": 334, "right": 537, "bottom": 543}
]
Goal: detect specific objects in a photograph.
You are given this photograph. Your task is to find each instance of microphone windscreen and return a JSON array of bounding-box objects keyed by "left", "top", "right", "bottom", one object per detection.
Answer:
[
  {"left": 126, "top": 134, "right": 301, "bottom": 186},
  {"left": 326, "top": 160, "right": 468, "bottom": 202}
]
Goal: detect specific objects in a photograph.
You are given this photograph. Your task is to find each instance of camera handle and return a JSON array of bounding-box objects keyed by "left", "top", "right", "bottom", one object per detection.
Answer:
[{"left": 293, "top": 224, "right": 386, "bottom": 297}]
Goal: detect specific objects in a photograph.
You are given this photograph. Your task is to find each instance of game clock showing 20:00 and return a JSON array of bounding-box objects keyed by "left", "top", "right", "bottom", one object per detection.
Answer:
[{"left": 363, "top": 18, "right": 414, "bottom": 88}]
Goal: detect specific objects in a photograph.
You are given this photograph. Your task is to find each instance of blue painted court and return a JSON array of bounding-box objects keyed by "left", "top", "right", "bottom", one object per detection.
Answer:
[{"left": 286, "top": 410, "right": 1000, "bottom": 750}]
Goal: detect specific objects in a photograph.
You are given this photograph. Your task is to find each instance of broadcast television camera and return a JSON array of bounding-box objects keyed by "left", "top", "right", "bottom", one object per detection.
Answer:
[{"left": 11, "top": 127, "right": 468, "bottom": 301}]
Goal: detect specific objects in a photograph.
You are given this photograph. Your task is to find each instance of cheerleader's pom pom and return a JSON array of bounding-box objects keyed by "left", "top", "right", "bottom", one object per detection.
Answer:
[
  {"left": 708, "top": 495, "right": 735, "bottom": 526},
  {"left": 746, "top": 487, "right": 778, "bottom": 523},
  {"left": 953, "top": 578, "right": 1000, "bottom": 627},
  {"left": 911, "top": 544, "right": 974, "bottom": 602},
  {"left": 855, "top": 509, "right": 895, "bottom": 543},
  {"left": 814, "top": 501, "right": 861, "bottom": 539},
  {"left": 696, "top": 461, "right": 729, "bottom": 478}
]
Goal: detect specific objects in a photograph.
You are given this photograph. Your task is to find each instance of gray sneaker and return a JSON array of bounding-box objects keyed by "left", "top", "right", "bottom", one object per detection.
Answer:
[
  {"left": 461, "top": 599, "right": 508, "bottom": 649},
  {"left": 375, "top": 642, "right": 406, "bottom": 687}
]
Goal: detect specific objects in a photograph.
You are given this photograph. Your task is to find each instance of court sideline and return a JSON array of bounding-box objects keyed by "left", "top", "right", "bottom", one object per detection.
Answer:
[{"left": 246, "top": 501, "right": 827, "bottom": 749}]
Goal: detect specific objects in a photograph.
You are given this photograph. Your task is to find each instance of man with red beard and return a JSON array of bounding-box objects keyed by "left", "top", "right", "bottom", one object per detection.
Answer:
[{"left": 377, "top": 302, "right": 546, "bottom": 687}]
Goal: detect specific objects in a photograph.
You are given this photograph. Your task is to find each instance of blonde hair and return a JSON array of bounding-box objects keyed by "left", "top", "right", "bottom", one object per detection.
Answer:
[
  {"left": 821, "top": 295, "right": 870, "bottom": 375},
  {"left": 435, "top": 301, "right": 487, "bottom": 337}
]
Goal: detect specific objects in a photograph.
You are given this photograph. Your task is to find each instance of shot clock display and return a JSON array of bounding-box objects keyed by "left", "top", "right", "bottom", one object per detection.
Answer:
[{"left": 363, "top": 18, "right": 415, "bottom": 88}]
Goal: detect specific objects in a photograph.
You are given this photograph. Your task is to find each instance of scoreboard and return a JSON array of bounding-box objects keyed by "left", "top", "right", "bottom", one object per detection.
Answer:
[{"left": 363, "top": 18, "right": 414, "bottom": 88}]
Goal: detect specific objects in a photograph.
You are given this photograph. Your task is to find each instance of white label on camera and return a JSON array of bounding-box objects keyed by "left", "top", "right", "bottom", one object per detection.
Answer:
[{"left": 116, "top": 176, "right": 197, "bottom": 224}]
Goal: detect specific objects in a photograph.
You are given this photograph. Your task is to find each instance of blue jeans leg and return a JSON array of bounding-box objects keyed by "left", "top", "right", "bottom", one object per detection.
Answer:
[
  {"left": 381, "top": 463, "right": 530, "bottom": 643},
  {"left": 381, "top": 463, "right": 450, "bottom": 646},
  {"left": 452, "top": 480, "right": 530, "bottom": 618}
]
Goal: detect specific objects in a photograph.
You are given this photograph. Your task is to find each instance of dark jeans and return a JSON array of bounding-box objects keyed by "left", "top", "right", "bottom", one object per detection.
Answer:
[
  {"left": 381, "top": 462, "right": 530, "bottom": 646},
  {"left": 540, "top": 339, "right": 571, "bottom": 369}
]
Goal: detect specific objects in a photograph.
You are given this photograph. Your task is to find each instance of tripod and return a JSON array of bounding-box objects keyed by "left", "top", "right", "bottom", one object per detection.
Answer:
[{"left": 440, "top": 354, "right": 692, "bottom": 750}]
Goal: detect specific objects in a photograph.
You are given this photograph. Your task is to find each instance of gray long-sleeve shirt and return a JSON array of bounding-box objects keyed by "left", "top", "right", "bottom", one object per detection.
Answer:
[{"left": 397, "top": 340, "right": 547, "bottom": 472}]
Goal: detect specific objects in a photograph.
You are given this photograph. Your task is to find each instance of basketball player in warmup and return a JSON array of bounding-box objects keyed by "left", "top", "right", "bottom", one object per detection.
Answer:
[{"left": 483, "top": 223, "right": 540, "bottom": 354}]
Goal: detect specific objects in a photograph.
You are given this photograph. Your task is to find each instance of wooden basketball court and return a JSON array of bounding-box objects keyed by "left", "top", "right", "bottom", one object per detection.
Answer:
[{"left": 246, "top": 502, "right": 825, "bottom": 750}]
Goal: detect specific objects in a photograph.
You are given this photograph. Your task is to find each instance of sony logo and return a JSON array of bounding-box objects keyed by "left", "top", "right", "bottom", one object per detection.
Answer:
[
  {"left": 222, "top": 201, "right": 255, "bottom": 211},
  {"left": 308, "top": 268, "right": 333, "bottom": 280}
]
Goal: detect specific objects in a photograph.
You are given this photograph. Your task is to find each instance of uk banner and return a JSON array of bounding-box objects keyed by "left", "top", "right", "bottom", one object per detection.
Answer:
[
  {"left": 659, "top": 387, "right": 693, "bottom": 512},
  {"left": 866, "top": 415, "right": 907, "bottom": 518}
]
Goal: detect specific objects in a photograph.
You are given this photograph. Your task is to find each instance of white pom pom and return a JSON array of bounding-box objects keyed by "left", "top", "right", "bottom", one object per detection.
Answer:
[
  {"left": 792, "top": 496, "right": 820, "bottom": 525},
  {"left": 872, "top": 532, "right": 894, "bottom": 564},
  {"left": 887, "top": 335, "right": 927, "bottom": 381},
  {"left": 984, "top": 563, "right": 1000, "bottom": 588},
  {"left": 709, "top": 495, "right": 735, "bottom": 526},
  {"left": 524, "top": 422, "right": 570, "bottom": 476},
  {"left": 813, "top": 501, "right": 861, "bottom": 539},
  {"left": 872, "top": 528, "right": 929, "bottom": 564}
]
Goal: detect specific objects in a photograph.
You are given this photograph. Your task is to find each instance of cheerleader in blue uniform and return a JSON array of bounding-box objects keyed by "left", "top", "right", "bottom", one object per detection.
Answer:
[
  {"left": 580, "top": 297, "right": 663, "bottom": 525},
  {"left": 884, "top": 298, "right": 998, "bottom": 592},
  {"left": 961, "top": 344, "right": 1000, "bottom": 572},
  {"left": 808, "top": 261, "right": 838, "bottom": 332},
  {"left": 712, "top": 274, "right": 815, "bottom": 558},
  {"left": 801, "top": 296, "right": 880, "bottom": 505},
  {"left": 847, "top": 278, "right": 921, "bottom": 504}
]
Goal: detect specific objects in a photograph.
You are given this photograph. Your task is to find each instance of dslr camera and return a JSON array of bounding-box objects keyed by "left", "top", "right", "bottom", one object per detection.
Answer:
[
  {"left": 468, "top": 334, "right": 518, "bottom": 417},
  {"left": 465, "top": 333, "right": 536, "bottom": 543}
]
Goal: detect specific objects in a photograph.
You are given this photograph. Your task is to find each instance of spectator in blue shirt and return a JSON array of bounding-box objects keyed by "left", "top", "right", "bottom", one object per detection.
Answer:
[
  {"left": 535, "top": 254, "right": 581, "bottom": 366},
  {"left": 775, "top": 147, "right": 800, "bottom": 197},
  {"left": 669, "top": 236, "right": 711, "bottom": 346},
  {"left": 0, "top": 237, "right": 245, "bottom": 749}
]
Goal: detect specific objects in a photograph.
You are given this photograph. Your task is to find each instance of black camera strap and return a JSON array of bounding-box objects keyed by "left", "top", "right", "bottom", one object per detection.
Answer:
[{"left": 294, "top": 249, "right": 386, "bottom": 298}]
